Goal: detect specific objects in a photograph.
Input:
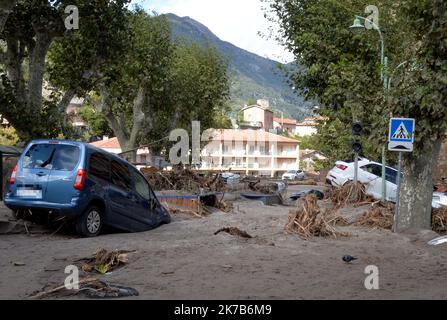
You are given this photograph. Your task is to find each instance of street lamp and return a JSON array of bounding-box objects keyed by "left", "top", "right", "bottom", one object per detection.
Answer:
[
  {"left": 349, "top": 17, "right": 366, "bottom": 34},
  {"left": 349, "top": 15, "right": 388, "bottom": 201}
]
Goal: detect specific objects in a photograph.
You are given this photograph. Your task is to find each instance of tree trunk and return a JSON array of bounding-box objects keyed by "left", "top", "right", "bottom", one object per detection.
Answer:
[
  {"left": 88, "top": 83, "right": 146, "bottom": 163},
  {"left": 125, "top": 85, "right": 146, "bottom": 163},
  {"left": 398, "top": 138, "right": 442, "bottom": 230},
  {"left": 28, "top": 32, "right": 53, "bottom": 112},
  {"left": 0, "top": 0, "right": 16, "bottom": 33}
]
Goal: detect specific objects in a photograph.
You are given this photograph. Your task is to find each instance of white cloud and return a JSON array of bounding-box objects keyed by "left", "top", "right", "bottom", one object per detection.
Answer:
[{"left": 130, "top": 0, "right": 293, "bottom": 63}]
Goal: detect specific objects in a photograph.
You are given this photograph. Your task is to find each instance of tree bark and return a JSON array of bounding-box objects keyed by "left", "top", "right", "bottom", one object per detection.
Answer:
[
  {"left": 87, "top": 83, "right": 147, "bottom": 163},
  {"left": 398, "top": 138, "right": 442, "bottom": 230},
  {"left": 126, "top": 85, "right": 146, "bottom": 162},
  {"left": 0, "top": 0, "right": 16, "bottom": 34},
  {"left": 28, "top": 32, "right": 53, "bottom": 112}
]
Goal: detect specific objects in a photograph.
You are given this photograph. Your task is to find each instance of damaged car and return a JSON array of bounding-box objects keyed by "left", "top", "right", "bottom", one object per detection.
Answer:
[
  {"left": 4, "top": 139, "right": 171, "bottom": 237},
  {"left": 326, "top": 158, "right": 447, "bottom": 208}
]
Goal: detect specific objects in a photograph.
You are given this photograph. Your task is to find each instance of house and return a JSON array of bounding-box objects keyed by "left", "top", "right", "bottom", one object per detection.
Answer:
[
  {"left": 301, "top": 149, "right": 327, "bottom": 172},
  {"left": 240, "top": 99, "right": 274, "bottom": 131},
  {"left": 295, "top": 116, "right": 327, "bottom": 136},
  {"left": 66, "top": 97, "right": 87, "bottom": 129},
  {"left": 200, "top": 129, "right": 300, "bottom": 177},
  {"left": 90, "top": 137, "right": 166, "bottom": 168},
  {"left": 273, "top": 117, "right": 297, "bottom": 134}
]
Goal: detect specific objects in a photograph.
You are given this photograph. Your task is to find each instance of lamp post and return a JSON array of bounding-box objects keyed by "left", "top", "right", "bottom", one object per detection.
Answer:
[{"left": 349, "top": 15, "right": 388, "bottom": 201}]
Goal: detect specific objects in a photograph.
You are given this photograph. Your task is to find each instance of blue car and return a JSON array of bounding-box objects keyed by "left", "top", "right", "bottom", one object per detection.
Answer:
[{"left": 4, "top": 139, "right": 171, "bottom": 237}]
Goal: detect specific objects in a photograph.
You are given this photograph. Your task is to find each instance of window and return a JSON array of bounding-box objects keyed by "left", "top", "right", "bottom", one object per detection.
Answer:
[
  {"left": 132, "top": 170, "right": 151, "bottom": 200},
  {"left": 22, "top": 144, "right": 80, "bottom": 171},
  {"left": 362, "top": 164, "right": 382, "bottom": 177},
  {"left": 259, "top": 145, "right": 265, "bottom": 154},
  {"left": 111, "top": 160, "right": 132, "bottom": 189},
  {"left": 385, "top": 167, "right": 402, "bottom": 184},
  {"left": 249, "top": 145, "right": 255, "bottom": 154},
  {"left": 23, "top": 144, "right": 56, "bottom": 170},
  {"left": 88, "top": 153, "right": 110, "bottom": 181},
  {"left": 52, "top": 145, "right": 80, "bottom": 171}
]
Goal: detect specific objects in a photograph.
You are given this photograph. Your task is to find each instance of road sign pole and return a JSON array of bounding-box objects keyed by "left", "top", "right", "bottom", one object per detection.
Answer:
[
  {"left": 381, "top": 147, "right": 386, "bottom": 200},
  {"left": 354, "top": 152, "right": 358, "bottom": 185},
  {"left": 394, "top": 151, "right": 403, "bottom": 233}
]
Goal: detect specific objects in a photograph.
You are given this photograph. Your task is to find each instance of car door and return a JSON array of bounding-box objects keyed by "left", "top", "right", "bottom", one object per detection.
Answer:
[
  {"left": 130, "top": 169, "right": 156, "bottom": 224},
  {"left": 359, "top": 164, "right": 383, "bottom": 200},
  {"left": 385, "top": 167, "right": 400, "bottom": 202},
  {"left": 132, "top": 169, "right": 170, "bottom": 227},
  {"left": 16, "top": 143, "right": 55, "bottom": 200},
  {"left": 109, "top": 160, "right": 134, "bottom": 222}
]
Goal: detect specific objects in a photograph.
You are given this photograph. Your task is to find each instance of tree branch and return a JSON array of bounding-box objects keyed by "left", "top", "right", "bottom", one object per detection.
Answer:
[
  {"left": 127, "top": 85, "right": 146, "bottom": 151},
  {"left": 90, "top": 84, "right": 130, "bottom": 150},
  {"left": 58, "top": 88, "right": 76, "bottom": 114}
]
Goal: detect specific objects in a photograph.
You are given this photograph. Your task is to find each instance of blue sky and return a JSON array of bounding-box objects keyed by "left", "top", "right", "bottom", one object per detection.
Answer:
[{"left": 130, "top": 0, "right": 293, "bottom": 63}]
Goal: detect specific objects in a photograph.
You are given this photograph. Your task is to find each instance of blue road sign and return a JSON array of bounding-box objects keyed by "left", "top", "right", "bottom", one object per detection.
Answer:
[{"left": 388, "top": 118, "right": 415, "bottom": 152}]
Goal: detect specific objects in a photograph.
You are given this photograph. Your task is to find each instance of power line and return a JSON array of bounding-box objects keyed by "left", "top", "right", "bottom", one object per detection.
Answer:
[{"left": 118, "top": 135, "right": 170, "bottom": 155}]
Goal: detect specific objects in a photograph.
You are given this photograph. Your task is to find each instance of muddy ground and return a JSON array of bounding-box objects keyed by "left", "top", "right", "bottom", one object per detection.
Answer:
[{"left": 0, "top": 185, "right": 446, "bottom": 300}]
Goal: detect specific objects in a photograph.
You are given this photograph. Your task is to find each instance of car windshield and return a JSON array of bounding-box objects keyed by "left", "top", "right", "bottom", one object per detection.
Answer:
[
  {"left": 22, "top": 143, "right": 80, "bottom": 171},
  {"left": 287, "top": 170, "right": 297, "bottom": 174}
]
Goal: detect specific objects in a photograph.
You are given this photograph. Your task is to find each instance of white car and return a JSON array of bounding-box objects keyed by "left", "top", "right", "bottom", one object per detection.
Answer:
[
  {"left": 326, "top": 158, "right": 447, "bottom": 208},
  {"left": 282, "top": 170, "right": 305, "bottom": 181}
]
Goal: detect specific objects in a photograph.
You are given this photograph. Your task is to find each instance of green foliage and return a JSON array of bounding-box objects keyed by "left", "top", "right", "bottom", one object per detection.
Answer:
[
  {"left": 0, "top": 125, "right": 19, "bottom": 145},
  {"left": 78, "top": 104, "right": 112, "bottom": 140},
  {"left": 268, "top": 0, "right": 442, "bottom": 162},
  {"left": 0, "top": 0, "right": 131, "bottom": 140},
  {"left": 141, "top": 40, "right": 230, "bottom": 151}
]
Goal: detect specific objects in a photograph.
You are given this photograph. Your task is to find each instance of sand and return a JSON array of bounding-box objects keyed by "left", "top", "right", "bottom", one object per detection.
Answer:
[{"left": 0, "top": 187, "right": 446, "bottom": 300}]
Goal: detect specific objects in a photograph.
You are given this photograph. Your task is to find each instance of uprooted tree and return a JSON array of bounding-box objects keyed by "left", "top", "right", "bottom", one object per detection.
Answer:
[{"left": 267, "top": 0, "right": 447, "bottom": 230}]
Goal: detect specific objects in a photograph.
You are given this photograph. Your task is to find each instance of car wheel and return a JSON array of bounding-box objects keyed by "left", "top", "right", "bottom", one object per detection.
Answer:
[{"left": 76, "top": 205, "right": 103, "bottom": 237}]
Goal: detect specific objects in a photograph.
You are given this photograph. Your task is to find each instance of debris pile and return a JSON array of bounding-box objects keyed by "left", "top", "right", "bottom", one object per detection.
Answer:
[
  {"left": 352, "top": 202, "right": 395, "bottom": 230},
  {"left": 326, "top": 182, "right": 374, "bottom": 208},
  {"left": 30, "top": 277, "right": 139, "bottom": 299},
  {"left": 214, "top": 227, "right": 253, "bottom": 238},
  {"left": 77, "top": 248, "right": 135, "bottom": 274},
  {"left": 246, "top": 179, "right": 278, "bottom": 194},
  {"left": 217, "top": 199, "right": 234, "bottom": 213},
  {"left": 286, "top": 179, "right": 318, "bottom": 186},
  {"left": 433, "top": 207, "right": 447, "bottom": 234},
  {"left": 285, "top": 194, "right": 350, "bottom": 239},
  {"left": 141, "top": 166, "right": 225, "bottom": 193}
]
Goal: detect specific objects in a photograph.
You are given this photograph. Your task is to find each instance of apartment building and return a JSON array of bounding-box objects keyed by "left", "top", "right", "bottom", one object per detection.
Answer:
[
  {"left": 200, "top": 129, "right": 300, "bottom": 177},
  {"left": 240, "top": 99, "right": 274, "bottom": 131}
]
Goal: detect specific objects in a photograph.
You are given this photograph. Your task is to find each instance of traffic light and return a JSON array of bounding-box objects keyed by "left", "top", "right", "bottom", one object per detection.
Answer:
[
  {"left": 352, "top": 140, "right": 362, "bottom": 153},
  {"left": 352, "top": 122, "right": 363, "bottom": 136}
]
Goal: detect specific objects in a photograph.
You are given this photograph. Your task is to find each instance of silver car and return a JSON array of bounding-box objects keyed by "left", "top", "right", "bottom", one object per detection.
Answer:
[{"left": 282, "top": 170, "right": 305, "bottom": 181}]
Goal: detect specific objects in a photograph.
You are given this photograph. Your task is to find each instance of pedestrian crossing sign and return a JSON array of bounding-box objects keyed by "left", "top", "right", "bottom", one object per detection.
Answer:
[{"left": 388, "top": 118, "right": 415, "bottom": 152}]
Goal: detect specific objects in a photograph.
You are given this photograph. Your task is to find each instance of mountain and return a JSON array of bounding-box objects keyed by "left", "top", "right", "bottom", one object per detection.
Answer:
[{"left": 164, "top": 13, "right": 314, "bottom": 120}]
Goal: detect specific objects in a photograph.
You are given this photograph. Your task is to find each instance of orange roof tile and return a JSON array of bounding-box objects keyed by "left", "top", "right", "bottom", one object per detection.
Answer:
[
  {"left": 274, "top": 117, "right": 297, "bottom": 125},
  {"left": 90, "top": 137, "right": 121, "bottom": 149}
]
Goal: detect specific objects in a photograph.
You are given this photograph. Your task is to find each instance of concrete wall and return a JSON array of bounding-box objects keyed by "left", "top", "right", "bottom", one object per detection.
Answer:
[{"left": 296, "top": 126, "right": 317, "bottom": 137}]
